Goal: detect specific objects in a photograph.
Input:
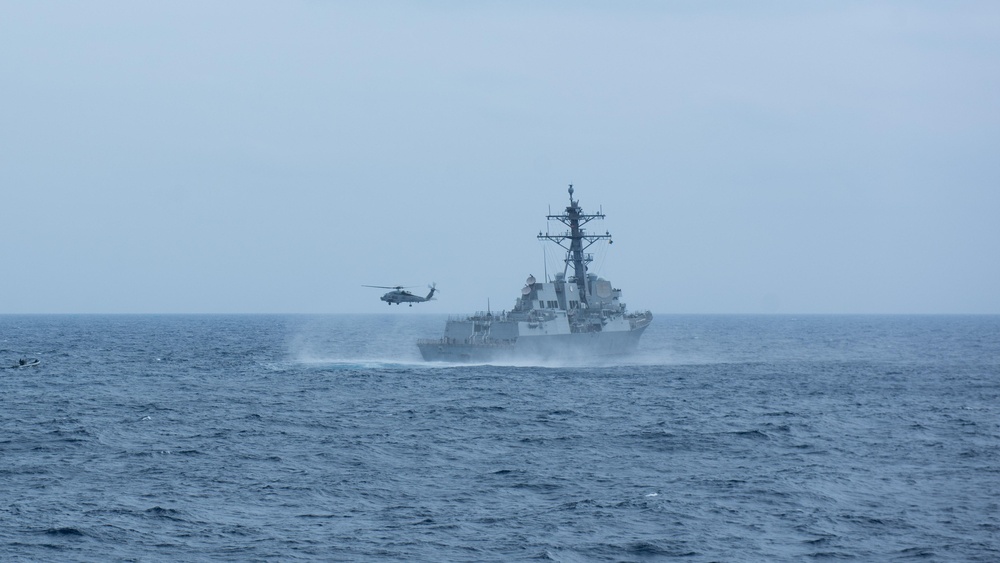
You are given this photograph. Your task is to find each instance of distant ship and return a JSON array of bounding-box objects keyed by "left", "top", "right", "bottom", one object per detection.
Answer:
[{"left": 418, "top": 185, "right": 652, "bottom": 362}]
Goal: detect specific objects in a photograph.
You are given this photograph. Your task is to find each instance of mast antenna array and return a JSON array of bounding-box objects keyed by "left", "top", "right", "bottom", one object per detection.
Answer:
[{"left": 536, "top": 184, "right": 612, "bottom": 304}]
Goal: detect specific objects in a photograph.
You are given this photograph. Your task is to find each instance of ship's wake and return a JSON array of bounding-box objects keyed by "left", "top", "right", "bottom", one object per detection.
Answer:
[{"left": 294, "top": 356, "right": 430, "bottom": 371}]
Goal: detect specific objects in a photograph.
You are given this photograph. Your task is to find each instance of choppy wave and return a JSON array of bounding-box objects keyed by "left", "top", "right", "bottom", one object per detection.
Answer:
[{"left": 1, "top": 314, "right": 998, "bottom": 561}]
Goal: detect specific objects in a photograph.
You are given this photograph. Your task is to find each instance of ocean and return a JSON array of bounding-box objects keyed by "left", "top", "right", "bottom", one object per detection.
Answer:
[{"left": 1, "top": 314, "right": 998, "bottom": 561}]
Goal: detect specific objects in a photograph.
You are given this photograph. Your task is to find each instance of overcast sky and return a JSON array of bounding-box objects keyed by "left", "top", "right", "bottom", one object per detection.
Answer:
[{"left": 2, "top": 1, "right": 997, "bottom": 314}]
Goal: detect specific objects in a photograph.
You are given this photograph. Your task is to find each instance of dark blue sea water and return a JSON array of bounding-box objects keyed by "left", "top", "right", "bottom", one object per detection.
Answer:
[{"left": 2, "top": 314, "right": 998, "bottom": 562}]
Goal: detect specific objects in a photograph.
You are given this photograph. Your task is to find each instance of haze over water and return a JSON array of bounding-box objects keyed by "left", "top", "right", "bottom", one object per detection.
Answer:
[
  {"left": 4, "top": 4, "right": 997, "bottom": 559},
  {"left": 3, "top": 2, "right": 998, "bottom": 315}
]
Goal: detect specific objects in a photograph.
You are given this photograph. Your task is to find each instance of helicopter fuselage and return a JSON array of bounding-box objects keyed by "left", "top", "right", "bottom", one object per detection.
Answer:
[
  {"left": 368, "top": 284, "right": 437, "bottom": 306},
  {"left": 381, "top": 291, "right": 425, "bottom": 305}
]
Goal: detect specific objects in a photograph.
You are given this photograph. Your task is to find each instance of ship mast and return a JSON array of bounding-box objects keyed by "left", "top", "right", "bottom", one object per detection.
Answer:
[{"left": 537, "top": 185, "right": 611, "bottom": 306}]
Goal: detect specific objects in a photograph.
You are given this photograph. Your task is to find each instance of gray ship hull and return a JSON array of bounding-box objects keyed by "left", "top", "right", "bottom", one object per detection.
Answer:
[
  {"left": 417, "top": 185, "right": 652, "bottom": 363},
  {"left": 417, "top": 324, "right": 649, "bottom": 363}
]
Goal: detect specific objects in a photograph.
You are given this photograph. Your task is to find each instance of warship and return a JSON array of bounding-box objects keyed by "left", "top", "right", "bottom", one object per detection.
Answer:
[{"left": 418, "top": 185, "right": 652, "bottom": 363}]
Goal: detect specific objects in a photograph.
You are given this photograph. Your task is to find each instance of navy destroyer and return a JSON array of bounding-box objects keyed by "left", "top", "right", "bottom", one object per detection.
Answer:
[{"left": 418, "top": 185, "right": 652, "bottom": 362}]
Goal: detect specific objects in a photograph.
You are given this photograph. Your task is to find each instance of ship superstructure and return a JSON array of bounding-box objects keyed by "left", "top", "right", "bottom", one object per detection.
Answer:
[{"left": 417, "top": 185, "right": 652, "bottom": 362}]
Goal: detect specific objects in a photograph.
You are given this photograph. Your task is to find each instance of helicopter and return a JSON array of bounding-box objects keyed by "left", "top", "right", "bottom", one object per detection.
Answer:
[{"left": 364, "top": 284, "right": 438, "bottom": 306}]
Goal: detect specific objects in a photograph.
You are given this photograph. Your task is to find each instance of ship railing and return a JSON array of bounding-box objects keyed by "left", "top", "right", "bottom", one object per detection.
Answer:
[
  {"left": 447, "top": 311, "right": 511, "bottom": 322},
  {"left": 626, "top": 310, "right": 653, "bottom": 329},
  {"left": 417, "top": 337, "right": 516, "bottom": 347}
]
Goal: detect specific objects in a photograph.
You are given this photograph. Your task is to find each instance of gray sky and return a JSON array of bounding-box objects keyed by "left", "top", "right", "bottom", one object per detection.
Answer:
[{"left": 2, "top": 1, "right": 998, "bottom": 314}]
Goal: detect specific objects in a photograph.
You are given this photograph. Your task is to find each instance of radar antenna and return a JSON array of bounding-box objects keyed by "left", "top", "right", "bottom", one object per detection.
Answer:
[{"left": 536, "top": 184, "right": 611, "bottom": 305}]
